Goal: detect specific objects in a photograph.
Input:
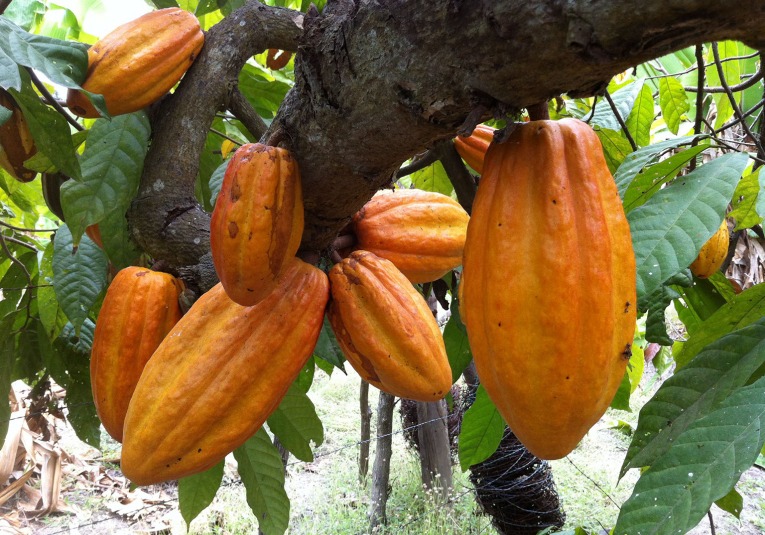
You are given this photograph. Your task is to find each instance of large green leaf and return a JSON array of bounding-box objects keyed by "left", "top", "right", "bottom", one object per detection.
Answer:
[
  {"left": 10, "top": 83, "right": 82, "bottom": 180},
  {"left": 52, "top": 224, "right": 108, "bottom": 332},
  {"left": 615, "top": 376, "right": 765, "bottom": 535},
  {"left": 622, "top": 318, "right": 765, "bottom": 476},
  {"left": 38, "top": 240, "right": 68, "bottom": 341},
  {"left": 98, "top": 207, "right": 142, "bottom": 270},
  {"left": 594, "top": 127, "right": 633, "bottom": 173},
  {"left": 443, "top": 298, "right": 472, "bottom": 383},
  {"left": 61, "top": 112, "right": 151, "bottom": 244},
  {"left": 208, "top": 159, "right": 229, "bottom": 208},
  {"left": 238, "top": 64, "right": 292, "bottom": 119},
  {"left": 591, "top": 80, "right": 644, "bottom": 132},
  {"left": 0, "top": 314, "right": 15, "bottom": 450},
  {"left": 658, "top": 77, "right": 690, "bottom": 135},
  {"left": 674, "top": 282, "right": 765, "bottom": 368},
  {"left": 412, "top": 161, "right": 454, "bottom": 197},
  {"left": 628, "top": 153, "right": 746, "bottom": 299},
  {"left": 643, "top": 283, "right": 681, "bottom": 345},
  {"left": 625, "top": 83, "right": 654, "bottom": 147},
  {"left": 0, "top": 16, "right": 88, "bottom": 88},
  {"left": 234, "top": 428, "right": 290, "bottom": 535},
  {"left": 267, "top": 383, "right": 324, "bottom": 462},
  {"left": 729, "top": 168, "right": 765, "bottom": 230},
  {"left": 178, "top": 460, "right": 224, "bottom": 529},
  {"left": 313, "top": 316, "right": 346, "bottom": 372},
  {"left": 457, "top": 386, "right": 505, "bottom": 471}
]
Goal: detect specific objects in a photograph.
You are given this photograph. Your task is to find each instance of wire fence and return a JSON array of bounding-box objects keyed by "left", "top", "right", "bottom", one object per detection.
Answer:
[{"left": 3, "top": 393, "right": 620, "bottom": 535}]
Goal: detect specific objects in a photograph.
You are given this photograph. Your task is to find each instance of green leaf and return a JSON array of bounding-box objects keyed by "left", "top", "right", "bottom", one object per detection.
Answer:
[
  {"left": 294, "top": 356, "right": 315, "bottom": 394},
  {"left": 0, "top": 314, "right": 15, "bottom": 450},
  {"left": 0, "top": 16, "right": 88, "bottom": 88},
  {"left": 61, "top": 112, "right": 151, "bottom": 244},
  {"left": 729, "top": 168, "right": 765, "bottom": 230},
  {"left": 234, "top": 428, "right": 290, "bottom": 535},
  {"left": 313, "top": 316, "right": 346, "bottom": 372},
  {"left": 707, "top": 42, "right": 742, "bottom": 130},
  {"left": 50, "top": 319, "right": 100, "bottom": 448},
  {"left": 610, "top": 370, "right": 632, "bottom": 412},
  {"left": 643, "top": 283, "right": 681, "bottom": 345},
  {"left": 675, "top": 281, "right": 765, "bottom": 368},
  {"left": 614, "top": 135, "right": 704, "bottom": 197},
  {"left": 38, "top": 240, "right": 67, "bottom": 341},
  {"left": 591, "top": 81, "right": 644, "bottom": 132},
  {"left": 267, "top": 383, "right": 324, "bottom": 462},
  {"left": 208, "top": 159, "right": 229, "bottom": 208},
  {"left": 457, "top": 386, "right": 506, "bottom": 471},
  {"left": 678, "top": 277, "right": 728, "bottom": 324},
  {"left": 595, "top": 127, "right": 634, "bottom": 173},
  {"left": 628, "top": 153, "right": 746, "bottom": 299},
  {"left": 625, "top": 83, "right": 654, "bottom": 147},
  {"left": 98, "top": 207, "right": 142, "bottom": 270},
  {"left": 614, "top": 376, "right": 765, "bottom": 535},
  {"left": 411, "top": 161, "right": 454, "bottom": 197},
  {"left": 658, "top": 77, "right": 690, "bottom": 135},
  {"left": 178, "top": 460, "right": 224, "bottom": 529},
  {"left": 714, "top": 486, "right": 743, "bottom": 519},
  {"left": 443, "top": 298, "right": 472, "bottom": 383},
  {"left": 3, "top": 1, "right": 44, "bottom": 31},
  {"left": 52, "top": 224, "right": 108, "bottom": 332},
  {"left": 10, "top": 83, "right": 81, "bottom": 180},
  {"left": 238, "top": 64, "right": 291, "bottom": 119},
  {"left": 622, "top": 318, "right": 765, "bottom": 476}
]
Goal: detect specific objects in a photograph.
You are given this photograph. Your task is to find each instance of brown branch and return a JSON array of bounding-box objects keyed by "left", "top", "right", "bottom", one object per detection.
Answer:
[
  {"left": 433, "top": 140, "right": 476, "bottom": 214},
  {"left": 690, "top": 45, "right": 706, "bottom": 171},
  {"left": 27, "top": 68, "right": 84, "bottom": 132},
  {"left": 0, "top": 0, "right": 11, "bottom": 16},
  {"left": 209, "top": 127, "right": 243, "bottom": 146},
  {"left": 0, "top": 221, "right": 56, "bottom": 233},
  {"left": 396, "top": 150, "right": 438, "bottom": 178},
  {"left": 227, "top": 87, "right": 269, "bottom": 141},
  {"left": 0, "top": 233, "right": 31, "bottom": 282},
  {"left": 685, "top": 70, "right": 764, "bottom": 93}
]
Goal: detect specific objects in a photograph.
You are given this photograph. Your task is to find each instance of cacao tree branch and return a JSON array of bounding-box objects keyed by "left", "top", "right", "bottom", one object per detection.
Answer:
[
  {"left": 129, "top": 0, "right": 765, "bottom": 292},
  {"left": 227, "top": 86, "right": 269, "bottom": 140},
  {"left": 395, "top": 150, "right": 438, "bottom": 178},
  {"left": 433, "top": 140, "right": 476, "bottom": 214}
]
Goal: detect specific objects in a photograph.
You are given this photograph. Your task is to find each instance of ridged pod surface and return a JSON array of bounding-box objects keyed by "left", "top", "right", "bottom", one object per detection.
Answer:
[
  {"left": 90, "top": 267, "right": 183, "bottom": 442},
  {"left": 328, "top": 250, "right": 452, "bottom": 401},
  {"left": 66, "top": 8, "right": 204, "bottom": 118},
  {"left": 0, "top": 89, "right": 36, "bottom": 182},
  {"left": 690, "top": 219, "right": 729, "bottom": 278},
  {"left": 460, "top": 118, "right": 637, "bottom": 460},
  {"left": 121, "top": 259, "right": 328, "bottom": 485},
  {"left": 454, "top": 124, "right": 495, "bottom": 174},
  {"left": 352, "top": 189, "right": 469, "bottom": 283},
  {"left": 210, "top": 143, "right": 304, "bottom": 306}
]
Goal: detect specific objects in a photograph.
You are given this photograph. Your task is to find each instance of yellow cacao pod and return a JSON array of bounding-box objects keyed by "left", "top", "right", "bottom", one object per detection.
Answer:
[
  {"left": 121, "top": 258, "right": 328, "bottom": 485},
  {"left": 328, "top": 250, "right": 452, "bottom": 401},
  {"left": 352, "top": 189, "right": 469, "bottom": 283},
  {"left": 66, "top": 8, "right": 204, "bottom": 118},
  {"left": 689, "top": 219, "right": 729, "bottom": 278},
  {"left": 210, "top": 143, "right": 304, "bottom": 306},
  {"left": 0, "top": 89, "right": 36, "bottom": 182},
  {"left": 460, "top": 118, "right": 637, "bottom": 460},
  {"left": 90, "top": 267, "right": 183, "bottom": 442},
  {"left": 453, "top": 124, "right": 495, "bottom": 174}
]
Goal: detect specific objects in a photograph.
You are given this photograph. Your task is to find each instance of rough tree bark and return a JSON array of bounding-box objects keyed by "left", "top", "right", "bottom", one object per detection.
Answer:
[
  {"left": 359, "top": 379, "right": 371, "bottom": 482},
  {"left": 415, "top": 400, "right": 453, "bottom": 501},
  {"left": 369, "top": 391, "right": 395, "bottom": 529},
  {"left": 127, "top": 0, "right": 765, "bottom": 293}
]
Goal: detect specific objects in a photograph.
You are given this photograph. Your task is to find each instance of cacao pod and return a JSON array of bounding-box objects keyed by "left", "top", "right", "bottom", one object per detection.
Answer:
[
  {"left": 453, "top": 124, "right": 495, "bottom": 174},
  {"left": 328, "top": 250, "right": 452, "bottom": 401},
  {"left": 352, "top": 189, "right": 469, "bottom": 283},
  {"left": 90, "top": 267, "right": 183, "bottom": 442},
  {"left": 460, "top": 118, "right": 637, "bottom": 460},
  {"left": 66, "top": 8, "right": 204, "bottom": 118},
  {"left": 210, "top": 143, "right": 304, "bottom": 306},
  {"left": 690, "top": 219, "right": 729, "bottom": 278},
  {"left": 41, "top": 172, "right": 68, "bottom": 220},
  {"left": 0, "top": 89, "right": 36, "bottom": 182},
  {"left": 266, "top": 49, "right": 292, "bottom": 70},
  {"left": 121, "top": 258, "right": 328, "bottom": 485}
]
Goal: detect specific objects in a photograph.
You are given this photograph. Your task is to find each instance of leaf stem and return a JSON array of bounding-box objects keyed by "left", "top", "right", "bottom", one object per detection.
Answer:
[{"left": 27, "top": 68, "right": 84, "bottom": 132}]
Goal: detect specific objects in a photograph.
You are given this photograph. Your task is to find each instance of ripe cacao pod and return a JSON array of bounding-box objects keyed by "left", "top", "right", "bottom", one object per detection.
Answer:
[
  {"left": 90, "top": 267, "right": 183, "bottom": 442},
  {"left": 352, "top": 189, "right": 469, "bottom": 283},
  {"left": 0, "top": 89, "right": 36, "bottom": 182},
  {"left": 66, "top": 8, "right": 204, "bottom": 118},
  {"left": 210, "top": 143, "right": 304, "bottom": 306},
  {"left": 453, "top": 124, "right": 495, "bottom": 174},
  {"left": 266, "top": 49, "right": 292, "bottom": 70},
  {"left": 121, "top": 258, "right": 328, "bottom": 485},
  {"left": 690, "top": 219, "right": 729, "bottom": 279},
  {"left": 328, "top": 250, "right": 452, "bottom": 401},
  {"left": 460, "top": 118, "right": 637, "bottom": 460}
]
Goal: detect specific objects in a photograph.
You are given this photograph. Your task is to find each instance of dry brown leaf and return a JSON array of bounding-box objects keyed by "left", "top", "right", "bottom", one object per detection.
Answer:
[
  {"left": 0, "top": 470, "right": 33, "bottom": 508},
  {"left": 0, "top": 413, "right": 25, "bottom": 485}
]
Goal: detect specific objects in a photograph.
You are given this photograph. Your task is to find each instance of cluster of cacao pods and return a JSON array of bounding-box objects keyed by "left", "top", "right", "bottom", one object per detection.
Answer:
[
  {"left": 67, "top": 8, "right": 205, "bottom": 118},
  {"left": 457, "top": 118, "right": 638, "bottom": 460}
]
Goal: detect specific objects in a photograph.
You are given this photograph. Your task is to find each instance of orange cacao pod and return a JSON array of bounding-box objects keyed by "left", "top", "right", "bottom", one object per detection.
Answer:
[
  {"left": 90, "top": 267, "right": 183, "bottom": 442},
  {"left": 66, "top": 8, "right": 204, "bottom": 118},
  {"left": 328, "top": 250, "right": 452, "bottom": 401},
  {"left": 454, "top": 124, "right": 495, "bottom": 174},
  {"left": 266, "top": 49, "right": 292, "bottom": 70},
  {"left": 121, "top": 259, "right": 328, "bottom": 485},
  {"left": 352, "top": 189, "right": 469, "bottom": 283},
  {"left": 460, "top": 118, "right": 637, "bottom": 460},
  {"left": 210, "top": 143, "right": 304, "bottom": 306},
  {"left": 0, "top": 89, "right": 36, "bottom": 182},
  {"left": 689, "top": 219, "right": 729, "bottom": 279}
]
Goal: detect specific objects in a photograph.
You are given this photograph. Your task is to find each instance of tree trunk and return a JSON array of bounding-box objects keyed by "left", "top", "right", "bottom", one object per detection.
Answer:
[
  {"left": 369, "top": 391, "right": 395, "bottom": 530},
  {"left": 359, "top": 379, "right": 372, "bottom": 482},
  {"left": 415, "top": 399, "right": 453, "bottom": 501}
]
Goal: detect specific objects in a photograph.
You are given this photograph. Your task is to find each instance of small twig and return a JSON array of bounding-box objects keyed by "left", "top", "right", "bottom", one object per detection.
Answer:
[
  {"left": 228, "top": 86, "right": 269, "bottom": 141},
  {"left": 685, "top": 70, "right": 764, "bottom": 93},
  {"left": 209, "top": 127, "right": 243, "bottom": 146},
  {"left": 690, "top": 45, "right": 706, "bottom": 172},
  {"left": 0, "top": 221, "right": 57, "bottom": 233},
  {"left": 646, "top": 51, "right": 761, "bottom": 80},
  {"left": 396, "top": 149, "right": 439, "bottom": 178},
  {"left": 708, "top": 510, "right": 716, "bottom": 535},
  {"left": 585, "top": 95, "right": 599, "bottom": 124},
  {"left": 433, "top": 139, "right": 476, "bottom": 214},
  {"left": 0, "top": 234, "right": 32, "bottom": 281},
  {"left": 0, "top": 0, "right": 12, "bottom": 16},
  {"left": 604, "top": 90, "right": 638, "bottom": 151},
  {"left": 1, "top": 284, "right": 53, "bottom": 291},
  {"left": 712, "top": 42, "right": 765, "bottom": 157},
  {"left": 3, "top": 235, "right": 38, "bottom": 251},
  {"left": 27, "top": 68, "right": 84, "bottom": 132},
  {"left": 756, "top": 50, "right": 765, "bottom": 170},
  {"left": 714, "top": 99, "right": 765, "bottom": 136}
]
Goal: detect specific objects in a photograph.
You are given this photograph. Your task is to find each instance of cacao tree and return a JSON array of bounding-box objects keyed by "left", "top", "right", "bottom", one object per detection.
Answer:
[{"left": 1, "top": 1, "right": 765, "bottom": 534}]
